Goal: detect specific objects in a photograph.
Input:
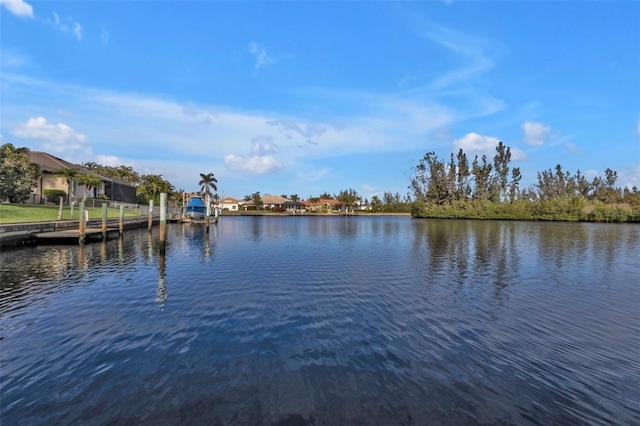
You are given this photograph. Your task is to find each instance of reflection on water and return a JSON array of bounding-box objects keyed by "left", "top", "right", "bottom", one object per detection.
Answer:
[{"left": 1, "top": 218, "right": 639, "bottom": 425}]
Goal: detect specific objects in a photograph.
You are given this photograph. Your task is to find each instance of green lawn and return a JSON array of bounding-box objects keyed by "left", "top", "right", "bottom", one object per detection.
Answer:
[{"left": 0, "top": 204, "right": 143, "bottom": 224}]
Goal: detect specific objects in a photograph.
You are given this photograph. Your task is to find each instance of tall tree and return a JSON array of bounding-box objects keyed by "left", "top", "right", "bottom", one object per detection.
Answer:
[
  {"left": 509, "top": 167, "right": 522, "bottom": 202},
  {"left": 410, "top": 152, "right": 451, "bottom": 204},
  {"left": 336, "top": 188, "right": 360, "bottom": 213},
  {"left": 198, "top": 172, "right": 218, "bottom": 200},
  {"left": 456, "top": 149, "right": 471, "bottom": 200},
  {"left": 137, "top": 174, "right": 174, "bottom": 204},
  {"left": 0, "top": 143, "right": 41, "bottom": 203},
  {"left": 251, "top": 191, "right": 262, "bottom": 210},
  {"left": 289, "top": 194, "right": 300, "bottom": 202},
  {"left": 370, "top": 195, "right": 382, "bottom": 212},
  {"left": 493, "top": 141, "right": 511, "bottom": 201},
  {"left": 472, "top": 155, "right": 493, "bottom": 201}
]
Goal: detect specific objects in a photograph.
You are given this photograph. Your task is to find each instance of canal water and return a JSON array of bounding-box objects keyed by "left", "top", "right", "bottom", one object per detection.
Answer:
[{"left": 1, "top": 217, "right": 638, "bottom": 425}]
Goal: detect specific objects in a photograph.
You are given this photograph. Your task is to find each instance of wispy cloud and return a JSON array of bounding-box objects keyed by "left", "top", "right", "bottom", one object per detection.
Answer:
[
  {"left": 45, "top": 12, "right": 83, "bottom": 41},
  {"left": 411, "top": 16, "right": 496, "bottom": 90},
  {"left": 100, "top": 28, "right": 110, "bottom": 45},
  {"left": 12, "top": 116, "right": 88, "bottom": 155},
  {"left": 249, "top": 42, "right": 275, "bottom": 70},
  {"left": 0, "top": 0, "right": 33, "bottom": 18},
  {"left": 402, "top": 16, "right": 505, "bottom": 122},
  {"left": 564, "top": 141, "right": 583, "bottom": 155},
  {"left": 250, "top": 136, "right": 280, "bottom": 156},
  {"left": 522, "top": 121, "right": 551, "bottom": 146}
]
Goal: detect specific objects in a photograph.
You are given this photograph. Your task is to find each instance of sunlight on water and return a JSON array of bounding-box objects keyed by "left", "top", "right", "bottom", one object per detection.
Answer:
[{"left": 1, "top": 217, "right": 639, "bottom": 425}]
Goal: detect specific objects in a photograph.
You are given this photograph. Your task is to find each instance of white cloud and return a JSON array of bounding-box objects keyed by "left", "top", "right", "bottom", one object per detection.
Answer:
[
  {"left": 0, "top": 0, "right": 33, "bottom": 18},
  {"left": 46, "top": 12, "right": 83, "bottom": 41},
  {"left": 95, "top": 155, "right": 135, "bottom": 168},
  {"left": 249, "top": 42, "right": 275, "bottom": 70},
  {"left": 224, "top": 154, "right": 283, "bottom": 174},
  {"left": 453, "top": 132, "right": 526, "bottom": 161},
  {"left": 12, "top": 116, "right": 87, "bottom": 154},
  {"left": 522, "top": 121, "right": 551, "bottom": 146}
]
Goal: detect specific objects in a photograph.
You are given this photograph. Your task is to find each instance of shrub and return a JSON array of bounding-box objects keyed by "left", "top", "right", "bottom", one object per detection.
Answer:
[{"left": 43, "top": 189, "right": 67, "bottom": 203}]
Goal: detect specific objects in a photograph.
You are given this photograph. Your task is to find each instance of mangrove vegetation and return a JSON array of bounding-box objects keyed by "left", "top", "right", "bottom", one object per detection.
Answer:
[{"left": 410, "top": 142, "right": 640, "bottom": 222}]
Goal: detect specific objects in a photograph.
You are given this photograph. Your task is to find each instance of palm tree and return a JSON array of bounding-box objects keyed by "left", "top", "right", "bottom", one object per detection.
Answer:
[
  {"left": 198, "top": 172, "right": 218, "bottom": 200},
  {"left": 76, "top": 173, "right": 103, "bottom": 203},
  {"left": 251, "top": 191, "right": 262, "bottom": 210},
  {"left": 55, "top": 167, "right": 79, "bottom": 205}
]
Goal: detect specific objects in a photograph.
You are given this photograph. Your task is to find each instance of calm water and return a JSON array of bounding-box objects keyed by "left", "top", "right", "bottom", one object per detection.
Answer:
[{"left": 1, "top": 217, "right": 639, "bottom": 425}]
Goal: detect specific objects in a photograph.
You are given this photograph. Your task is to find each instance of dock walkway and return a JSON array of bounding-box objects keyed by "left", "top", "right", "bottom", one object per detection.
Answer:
[{"left": 0, "top": 217, "right": 158, "bottom": 248}]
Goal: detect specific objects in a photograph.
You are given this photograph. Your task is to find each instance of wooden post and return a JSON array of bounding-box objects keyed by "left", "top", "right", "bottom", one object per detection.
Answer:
[
  {"left": 148, "top": 200, "right": 154, "bottom": 231},
  {"left": 156, "top": 243, "right": 167, "bottom": 303},
  {"left": 78, "top": 201, "right": 86, "bottom": 244},
  {"left": 58, "top": 197, "right": 63, "bottom": 221},
  {"left": 205, "top": 194, "right": 211, "bottom": 231},
  {"left": 159, "top": 193, "right": 167, "bottom": 243},
  {"left": 119, "top": 205, "right": 125, "bottom": 236},
  {"left": 102, "top": 203, "right": 108, "bottom": 240}
]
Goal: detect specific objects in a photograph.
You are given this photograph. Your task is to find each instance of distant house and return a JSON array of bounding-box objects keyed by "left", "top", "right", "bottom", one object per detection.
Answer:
[
  {"left": 28, "top": 151, "right": 137, "bottom": 205},
  {"left": 260, "top": 194, "right": 290, "bottom": 210},
  {"left": 302, "top": 198, "right": 342, "bottom": 213},
  {"left": 219, "top": 197, "right": 240, "bottom": 211}
]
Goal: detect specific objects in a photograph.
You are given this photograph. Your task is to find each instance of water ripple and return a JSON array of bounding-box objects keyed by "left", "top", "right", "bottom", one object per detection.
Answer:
[{"left": 1, "top": 218, "right": 639, "bottom": 425}]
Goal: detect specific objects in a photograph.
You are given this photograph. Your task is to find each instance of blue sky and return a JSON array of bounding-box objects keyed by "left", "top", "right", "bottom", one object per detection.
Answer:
[{"left": 2, "top": 1, "right": 639, "bottom": 200}]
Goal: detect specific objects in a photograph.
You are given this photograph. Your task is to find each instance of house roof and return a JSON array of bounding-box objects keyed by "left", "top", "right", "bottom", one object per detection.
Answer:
[
  {"left": 302, "top": 198, "right": 341, "bottom": 206},
  {"left": 29, "top": 151, "right": 86, "bottom": 174},
  {"left": 261, "top": 194, "right": 291, "bottom": 205},
  {"left": 220, "top": 197, "right": 240, "bottom": 203},
  {"left": 28, "top": 151, "right": 136, "bottom": 187}
]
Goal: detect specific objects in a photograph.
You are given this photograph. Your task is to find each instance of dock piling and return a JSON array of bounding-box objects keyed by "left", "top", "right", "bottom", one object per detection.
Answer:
[
  {"left": 119, "top": 206, "right": 125, "bottom": 236},
  {"left": 206, "top": 194, "right": 211, "bottom": 232},
  {"left": 78, "top": 201, "right": 86, "bottom": 244},
  {"left": 102, "top": 203, "right": 108, "bottom": 240},
  {"left": 148, "top": 200, "right": 154, "bottom": 231},
  {"left": 159, "top": 193, "right": 167, "bottom": 243}
]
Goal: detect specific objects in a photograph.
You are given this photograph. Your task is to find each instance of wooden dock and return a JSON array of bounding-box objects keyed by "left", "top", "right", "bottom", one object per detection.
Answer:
[{"left": 34, "top": 228, "right": 122, "bottom": 243}]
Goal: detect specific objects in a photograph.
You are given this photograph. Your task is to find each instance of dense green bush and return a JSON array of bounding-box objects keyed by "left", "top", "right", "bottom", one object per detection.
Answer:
[
  {"left": 43, "top": 189, "right": 67, "bottom": 203},
  {"left": 411, "top": 199, "right": 639, "bottom": 223}
]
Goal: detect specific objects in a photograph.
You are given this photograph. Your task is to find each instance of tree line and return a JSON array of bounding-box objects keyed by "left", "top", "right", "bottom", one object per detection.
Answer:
[{"left": 410, "top": 142, "right": 640, "bottom": 222}]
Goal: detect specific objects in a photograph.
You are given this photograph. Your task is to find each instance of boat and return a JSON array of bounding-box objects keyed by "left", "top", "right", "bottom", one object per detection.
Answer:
[{"left": 186, "top": 196, "right": 207, "bottom": 219}]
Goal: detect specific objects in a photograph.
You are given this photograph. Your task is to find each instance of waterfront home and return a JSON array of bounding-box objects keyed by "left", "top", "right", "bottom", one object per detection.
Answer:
[
  {"left": 302, "top": 198, "right": 342, "bottom": 213},
  {"left": 219, "top": 197, "right": 240, "bottom": 211},
  {"left": 28, "top": 151, "right": 137, "bottom": 205}
]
